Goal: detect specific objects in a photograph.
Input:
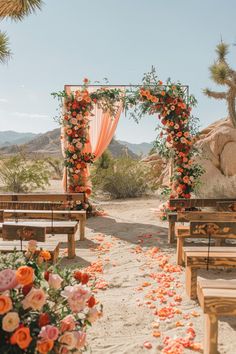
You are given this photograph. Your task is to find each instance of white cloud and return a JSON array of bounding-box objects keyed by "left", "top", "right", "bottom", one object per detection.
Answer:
[
  {"left": 12, "top": 112, "right": 49, "bottom": 119},
  {"left": 0, "top": 98, "right": 8, "bottom": 103}
]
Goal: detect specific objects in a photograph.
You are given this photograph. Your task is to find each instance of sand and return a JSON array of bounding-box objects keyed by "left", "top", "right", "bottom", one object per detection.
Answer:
[
  {"left": 56, "top": 197, "right": 235, "bottom": 354},
  {"left": 43, "top": 182, "right": 236, "bottom": 353}
]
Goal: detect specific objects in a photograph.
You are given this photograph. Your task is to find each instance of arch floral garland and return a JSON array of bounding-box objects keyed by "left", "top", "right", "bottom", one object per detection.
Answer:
[{"left": 52, "top": 70, "right": 202, "bottom": 210}]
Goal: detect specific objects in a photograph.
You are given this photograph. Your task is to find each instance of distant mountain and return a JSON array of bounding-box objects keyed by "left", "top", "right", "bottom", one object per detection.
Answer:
[
  {"left": 0, "top": 129, "right": 138, "bottom": 159},
  {"left": 117, "top": 140, "right": 154, "bottom": 156},
  {"left": 0, "top": 131, "right": 38, "bottom": 147}
]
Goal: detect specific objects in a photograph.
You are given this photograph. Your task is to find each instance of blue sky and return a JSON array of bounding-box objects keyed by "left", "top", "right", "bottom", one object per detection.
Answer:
[{"left": 0, "top": 0, "right": 235, "bottom": 143}]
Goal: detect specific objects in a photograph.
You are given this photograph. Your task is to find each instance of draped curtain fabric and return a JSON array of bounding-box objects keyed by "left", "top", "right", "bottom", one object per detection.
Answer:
[{"left": 61, "top": 86, "right": 123, "bottom": 192}]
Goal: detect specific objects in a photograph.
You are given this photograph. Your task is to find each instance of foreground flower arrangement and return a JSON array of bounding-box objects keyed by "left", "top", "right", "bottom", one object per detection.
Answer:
[{"left": 0, "top": 242, "right": 102, "bottom": 353}]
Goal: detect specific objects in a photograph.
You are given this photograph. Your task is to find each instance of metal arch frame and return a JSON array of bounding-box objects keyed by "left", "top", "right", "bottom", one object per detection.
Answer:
[{"left": 64, "top": 84, "right": 189, "bottom": 98}]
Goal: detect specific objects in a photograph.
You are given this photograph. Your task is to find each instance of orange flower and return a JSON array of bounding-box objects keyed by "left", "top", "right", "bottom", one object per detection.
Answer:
[
  {"left": 39, "top": 250, "right": 51, "bottom": 261},
  {"left": 36, "top": 339, "right": 54, "bottom": 354},
  {"left": 16, "top": 266, "right": 34, "bottom": 286},
  {"left": 161, "top": 91, "right": 165, "bottom": 96},
  {"left": 0, "top": 295, "right": 12, "bottom": 315},
  {"left": 10, "top": 327, "right": 32, "bottom": 350}
]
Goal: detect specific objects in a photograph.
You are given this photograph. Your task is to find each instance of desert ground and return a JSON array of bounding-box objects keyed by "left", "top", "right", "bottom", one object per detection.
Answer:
[{"left": 45, "top": 179, "right": 236, "bottom": 354}]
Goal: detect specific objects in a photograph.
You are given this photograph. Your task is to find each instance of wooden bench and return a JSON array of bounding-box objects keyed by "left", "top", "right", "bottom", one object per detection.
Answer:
[
  {"left": 0, "top": 193, "right": 86, "bottom": 240},
  {"left": 184, "top": 247, "right": 236, "bottom": 299},
  {"left": 197, "top": 277, "right": 236, "bottom": 354},
  {"left": 0, "top": 224, "right": 60, "bottom": 263},
  {"left": 1, "top": 209, "right": 86, "bottom": 241},
  {"left": 175, "top": 214, "right": 236, "bottom": 265},
  {"left": 168, "top": 198, "right": 236, "bottom": 243},
  {"left": 0, "top": 221, "right": 78, "bottom": 259}
]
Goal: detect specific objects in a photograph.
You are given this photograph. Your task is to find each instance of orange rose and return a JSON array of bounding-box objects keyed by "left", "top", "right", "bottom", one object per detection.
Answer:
[
  {"left": 39, "top": 250, "right": 51, "bottom": 261},
  {"left": 36, "top": 339, "right": 54, "bottom": 354},
  {"left": 0, "top": 295, "right": 12, "bottom": 315},
  {"left": 16, "top": 266, "right": 34, "bottom": 286},
  {"left": 10, "top": 327, "right": 32, "bottom": 350}
]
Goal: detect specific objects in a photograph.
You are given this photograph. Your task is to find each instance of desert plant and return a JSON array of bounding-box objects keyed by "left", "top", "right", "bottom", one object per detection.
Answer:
[
  {"left": 94, "top": 157, "right": 151, "bottom": 199},
  {"left": 0, "top": 32, "right": 11, "bottom": 64},
  {"left": 0, "top": 0, "right": 43, "bottom": 63},
  {"left": 0, "top": 155, "right": 50, "bottom": 192},
  {"left": 46, "top": 157, "right": 64, "bottom": 179},
  {"left": 204, "top": 41, "right": 236, "bottom": 128}
]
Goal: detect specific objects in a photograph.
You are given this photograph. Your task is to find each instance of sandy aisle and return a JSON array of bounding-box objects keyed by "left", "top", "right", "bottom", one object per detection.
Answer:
[{"left": 61, "top": 197, "right": 236, "bottom": 354}]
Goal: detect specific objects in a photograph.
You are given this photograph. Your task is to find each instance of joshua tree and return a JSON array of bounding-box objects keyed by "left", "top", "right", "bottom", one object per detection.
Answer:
[
  {"left": 204, "top": 41, "right": 236, "bottom": 128},
  {"left": 0, "top": 0, "right": 43, "bottom": 63}
]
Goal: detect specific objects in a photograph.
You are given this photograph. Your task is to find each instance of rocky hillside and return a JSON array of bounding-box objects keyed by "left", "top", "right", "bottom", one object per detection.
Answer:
[{"left": 0, "top": 128, "right": 138, "bottom": 159}]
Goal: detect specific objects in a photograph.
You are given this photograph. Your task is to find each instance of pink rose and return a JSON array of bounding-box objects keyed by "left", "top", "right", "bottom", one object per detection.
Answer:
[
  {"left": 60, "top": 315, "right": 76, "bottom": 332},
  {"left": 22, "top": 288, "right": 46, "bottom": 311},
  {"left": 0, "top": 269, "right": 18, "bottom": 292},
  {"left": 74, "top": 331, "right": 86, "bottom": 350},
  {"left": 61, "top": 285, "right": 91, "bottom": 313},
  {"left": 59, "top": 331, "right": 77, "bottom": 350},
  {"left": 39, "top": 325, "right": 59, "bottom": 341},
  {"left": 48, "top": 273, "right": 63, "bottom": 290}
]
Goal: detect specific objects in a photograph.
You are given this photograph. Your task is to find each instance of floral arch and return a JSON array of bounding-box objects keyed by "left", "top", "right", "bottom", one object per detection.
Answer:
[{"left": 53, "top": 69, "right": 201, "bottom": 211}]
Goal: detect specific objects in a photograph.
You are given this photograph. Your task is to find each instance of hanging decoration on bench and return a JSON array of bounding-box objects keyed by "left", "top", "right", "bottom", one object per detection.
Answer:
[{"left": 52, "top": 68, "right": 203, "bottom": 212}]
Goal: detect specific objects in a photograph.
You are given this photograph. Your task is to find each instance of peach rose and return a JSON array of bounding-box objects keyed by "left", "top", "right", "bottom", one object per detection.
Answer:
[
  {"left": 16, "top": 266, "right": 34, "bottom": 286},
  {"left": 60, "top": 315, "right": 76, "bottom": 332},
  {"left": 36, "top": 339, "right": 54, "bottom": 354},
  {"left": 39, "top": 325, "right": 59, "bottom": 341},
  {"left": 2, "top": 312, "right": 20, "bottom": 332},
  {"left": 59, "top": 331, "right": 77, "bottom": 350},
  {"left": 22, "top": 288, "right": 46, "bottom": 311},
  {"left": 48, "top": 273, "right": 63, "bottom": 290},
  {"left": 87, "top": 308, "right": 102, "bottom": 323},
  {"left": 10, "top": 327, "right": 32, "bottom": 350},
  {"left": 0, "top": 269, "right": 18, "bottom": 292},
  {"left": 0, "top": 295, "right": 12, "bottom": 315},
  {"left": 27, "top": 240, "right": 37, "bottom": 253}
]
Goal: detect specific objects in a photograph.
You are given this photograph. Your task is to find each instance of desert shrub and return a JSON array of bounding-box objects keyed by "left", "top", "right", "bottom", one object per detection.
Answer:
[
  {"left": 46, "top": 157, "right": 64, "bottom": 179},
  {"left": 93, "top": 156, "right": 151, "bottom": 198},
  {"left": 0, "top": 155, "right": 50, "bottom": 192}
]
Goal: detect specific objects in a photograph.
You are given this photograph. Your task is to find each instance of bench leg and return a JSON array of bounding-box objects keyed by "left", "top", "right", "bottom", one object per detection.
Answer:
[
  {"left": 186, "top": 266, "right": 197, "bottom": 299},
  {"left": 68, "top": 233, "right": 76, "bottom": 259},
  {"left": 176, "top": 237, "right": 184, "bottom": 266},
  {"left": 79, "top": 217, "right": 86, "bottom": 241},
  {"left": 52, "top": 243, "right": 60, "bottom": 264},
  {"left": 168, "top": 220, "right": 175, "bottom": 244},
  {"left": 204, "top": 314, "right": 218, "bottom": 354}
]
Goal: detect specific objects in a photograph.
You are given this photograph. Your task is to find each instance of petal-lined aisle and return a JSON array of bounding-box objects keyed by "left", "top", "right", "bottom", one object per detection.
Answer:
[{"left": 75, "top": 198, "right": 236, "bottom": 354}]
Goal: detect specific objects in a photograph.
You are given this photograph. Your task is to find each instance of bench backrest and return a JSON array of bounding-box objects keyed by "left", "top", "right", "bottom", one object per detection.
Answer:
[
  {"left": 190, "top": 221, "right": 236, "bottom": 237},
  {"left": 217, "top": 201, "right": 236, "bottom": 212},
  {"left": 0, "top": 202, "right": 72, "bottom": 210},
  {"left": 169, "top": 198, "right": 236, "bottom": 209},
  {"left": 2, "top": 224, "right": 46, "bottom": 242},
  {"left": 177, "top": 211, "right": 236, "bottom": 222},
  {"left": 0, "top": 193, "right": 85, "bottom": 202}
]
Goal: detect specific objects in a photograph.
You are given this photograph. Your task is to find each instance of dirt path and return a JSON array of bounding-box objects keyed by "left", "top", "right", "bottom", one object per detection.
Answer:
[{"left": 63, "top": 198, "right": 236, "bottom": 354}]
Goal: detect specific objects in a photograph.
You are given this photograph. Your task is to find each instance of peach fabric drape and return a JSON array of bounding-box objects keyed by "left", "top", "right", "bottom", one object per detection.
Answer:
[{"left": 61, "top": 86, "right": 123, "bottom": 192}]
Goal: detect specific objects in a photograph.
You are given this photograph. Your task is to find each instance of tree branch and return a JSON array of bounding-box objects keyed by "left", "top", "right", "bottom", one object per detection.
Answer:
[{"left": 203, "top": 89, "right": 226, "bottom": 100}]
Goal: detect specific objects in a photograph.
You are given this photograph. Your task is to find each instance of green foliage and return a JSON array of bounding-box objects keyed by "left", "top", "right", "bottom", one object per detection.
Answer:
[
  {"left": 0, "top": 31, "right": 11, "bottom": 64},
  {"left": 0, "top": 155, "right": 50, "bottom": 193},
  {"left": 92, "top": 156, "right": 152, "bottom": 199},
  {"left": 0, "top": 0, "right": 42, "bottom": 64},
  {"left": 204, "top": 41, "right": 236, "bottom": 128},
  {"left": 210, "top": 62, "right": 229, "bottom": 85},
  {"left": 46, "top": 157, "right": 64, "bottom": 179}
]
